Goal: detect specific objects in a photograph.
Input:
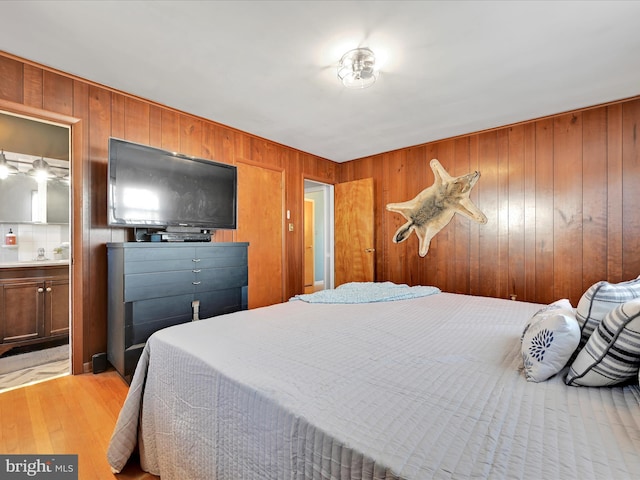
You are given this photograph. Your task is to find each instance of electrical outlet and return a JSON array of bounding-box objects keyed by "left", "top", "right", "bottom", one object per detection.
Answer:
[{"left": 288, "top": 223, "right": 294, "bottom": 232}]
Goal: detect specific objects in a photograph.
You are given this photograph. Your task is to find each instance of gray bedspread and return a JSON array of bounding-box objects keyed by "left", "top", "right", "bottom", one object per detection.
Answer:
[{"left": 107, "top": 292, "right": 640, "bottom": 479}]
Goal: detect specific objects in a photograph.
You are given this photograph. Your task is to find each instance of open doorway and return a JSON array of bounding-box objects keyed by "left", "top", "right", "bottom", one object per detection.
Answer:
[
  {"left": 303, "top": 180, "right": 334, "bottom": 292},
  {"left": 0, "top": 111, "right": 71, "bottom": 392}
]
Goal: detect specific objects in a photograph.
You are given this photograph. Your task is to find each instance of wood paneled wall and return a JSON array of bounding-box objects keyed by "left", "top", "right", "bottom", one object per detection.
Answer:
[
  {"left": 338, "top": 99, "right": 640, "bottom": 306},
  {"left": 0, "top": 52, "right": 336, "bottom": 369},
  {"left": 2, "top": 49, "right": 639, "bottom": 368}
]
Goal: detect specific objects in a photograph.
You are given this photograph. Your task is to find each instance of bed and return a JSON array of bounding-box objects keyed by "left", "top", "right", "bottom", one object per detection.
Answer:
[{"left": 107, "top": 285, "right": 640, "bottom": 479}]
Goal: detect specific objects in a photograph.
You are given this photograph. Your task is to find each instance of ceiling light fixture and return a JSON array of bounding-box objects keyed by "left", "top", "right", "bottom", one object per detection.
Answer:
[
  {"left": 0, "top": 150, "right": 19, "bottom": 179},
  {"left": 337, "top": 47, "right": 379, "bottom": 89}
]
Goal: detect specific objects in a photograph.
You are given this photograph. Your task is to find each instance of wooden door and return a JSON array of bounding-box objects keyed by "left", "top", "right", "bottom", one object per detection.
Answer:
[
  {"left": 304, "top": 199, "right": 315, "bottom": 293},
  {"left": 236, "top": 162, "right": 284, "bottom": 308},
  {"left": 334, "top": 178, "right": 375, "bottom": 286}
]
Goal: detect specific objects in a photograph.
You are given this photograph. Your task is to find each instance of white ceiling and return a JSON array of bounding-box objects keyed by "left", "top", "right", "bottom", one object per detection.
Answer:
[{"left": 2, "top": 1, "right": 640, "bottom": 163}]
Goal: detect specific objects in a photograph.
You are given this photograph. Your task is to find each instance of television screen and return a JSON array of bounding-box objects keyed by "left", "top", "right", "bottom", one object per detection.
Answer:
[{"left": 108, "top": 138, "right": 237, "bottom": 230}]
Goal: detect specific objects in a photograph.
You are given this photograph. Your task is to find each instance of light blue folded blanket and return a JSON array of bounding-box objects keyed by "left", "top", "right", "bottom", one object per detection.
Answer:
[{"left": 291, "top": 281, "right": 440, "bottom": 304}]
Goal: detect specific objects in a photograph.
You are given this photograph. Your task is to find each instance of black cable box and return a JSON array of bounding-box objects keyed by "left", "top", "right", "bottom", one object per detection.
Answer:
[{"left": 158, "top": 232, "right": 211, "bottom": 242}]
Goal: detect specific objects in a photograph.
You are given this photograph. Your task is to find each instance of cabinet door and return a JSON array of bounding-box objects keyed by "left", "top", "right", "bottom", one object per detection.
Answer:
[
  {"left": 1, "top": 280, "right": 44, "bottom": 343},
  {"left": 45, "top": 278, "right": 69, "bottom": 337},
  {"left": 129, "top": 293, "right": 193, "bottom": 345},
  {"left": 197, "top": 288, "right": 244, "bottom": 318}
]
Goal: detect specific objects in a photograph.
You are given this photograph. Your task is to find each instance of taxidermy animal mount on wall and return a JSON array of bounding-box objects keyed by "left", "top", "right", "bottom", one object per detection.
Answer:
[{"left": 386, "top": 159, "right": 488, "bottom": 257}]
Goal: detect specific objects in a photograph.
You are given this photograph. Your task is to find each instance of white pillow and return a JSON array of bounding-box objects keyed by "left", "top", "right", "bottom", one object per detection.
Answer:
[
  {"left": 521, "top": 303, "right": 580, "bottom": 382},
  {"left": 566, "top": 297, "right": 640, "bottom": 387},
  {"left": 521, "top": 299, "right": 573, "bottom": 342},
  {"left": 575, "top": 277, "right": 640, "bottom": 351}
]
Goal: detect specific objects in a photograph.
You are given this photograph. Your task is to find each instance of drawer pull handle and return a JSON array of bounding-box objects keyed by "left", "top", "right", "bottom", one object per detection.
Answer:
[
  {"left": 192, "top": 281, "right": 201, "bottom": 285},
  {"left": 192, "top": 258, "right": 201, "bottom": 263},
  {"left": 192, "top": 269, "right": 201, "bottom": 273}
]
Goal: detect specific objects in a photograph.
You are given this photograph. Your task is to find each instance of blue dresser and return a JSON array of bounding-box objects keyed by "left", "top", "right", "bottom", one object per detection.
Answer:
[{"left": 106, "top": 242, "right": 248, "bottom": 381}]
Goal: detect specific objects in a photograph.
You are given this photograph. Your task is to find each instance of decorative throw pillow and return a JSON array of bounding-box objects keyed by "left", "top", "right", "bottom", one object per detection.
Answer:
[
  {"left": 521, "top": 307, "right": 580, "bottom": 382},
  {"left": 566, "top": 297, "right": 640, "bottom": 387},
  {"left": 521, "top": 298, "right": 573, "bottom": 343},
  {"left": 575, "top": 277, "right": 640, "bottom": 351}
]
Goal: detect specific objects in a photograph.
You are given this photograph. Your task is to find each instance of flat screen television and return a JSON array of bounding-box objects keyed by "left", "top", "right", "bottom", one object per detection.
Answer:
[{"left": 107, "top": 138, "right": 237, "bottom": 230}]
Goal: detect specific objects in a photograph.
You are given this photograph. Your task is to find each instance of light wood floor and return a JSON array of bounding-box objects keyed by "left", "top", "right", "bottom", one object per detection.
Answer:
[{"left": 0, "top": 369, "right": 159, "bottom": 479}]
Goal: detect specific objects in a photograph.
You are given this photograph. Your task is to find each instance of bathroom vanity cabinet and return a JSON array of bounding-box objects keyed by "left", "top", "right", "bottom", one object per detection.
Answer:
[{"left": 0, "top": 264, "right": 69, "bottom": 356}]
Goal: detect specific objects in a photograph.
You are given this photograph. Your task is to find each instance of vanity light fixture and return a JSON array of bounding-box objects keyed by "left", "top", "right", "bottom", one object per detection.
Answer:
[
  {"left": 28, "top": 157, "right": 54, "bottom": 182},
  {"left": 52, "top": 168, "right": 71, "bottom": 185},
  {"left": 337, "top": 47, "right": 379, "bottom": 89},
  {"left": 0, "top": 150, "right": 19, "bottom": 179}
]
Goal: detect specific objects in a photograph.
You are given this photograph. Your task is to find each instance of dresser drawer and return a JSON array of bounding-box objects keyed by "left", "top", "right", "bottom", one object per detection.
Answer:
[
  {"left": 195, "top": 245, "right": 248, "bottom": 269},
  {"left": 123, "top": 247, "right": 197, "bottom": 274},
  {"left": 195, "top": 266, "right": 248, "bottom": 292},
  {"left": 122, "top": 245, "right": 247, "bottom": 273},
  {"left": 124, "top": 270, "right": 195, "bottom": 301}
]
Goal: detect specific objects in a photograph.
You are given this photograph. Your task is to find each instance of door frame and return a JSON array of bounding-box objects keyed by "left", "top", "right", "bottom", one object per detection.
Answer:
[
  {"left": 303, "top": 179, "right": 334, "bottom": 291},
  {"left": 0, "top": 98, "right": 84, "bottom": 375},
  {"left": 303, "top": 198, "right": 315, "bottom": 292}
]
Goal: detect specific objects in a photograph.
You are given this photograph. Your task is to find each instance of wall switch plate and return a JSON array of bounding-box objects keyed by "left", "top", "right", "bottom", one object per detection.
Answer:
[{"left": 288, "top": 223, "right": 294, "bottom": 231}]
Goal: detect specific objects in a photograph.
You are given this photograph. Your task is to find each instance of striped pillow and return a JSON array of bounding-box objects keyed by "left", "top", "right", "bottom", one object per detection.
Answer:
[
  {"left": 566, "top": 297, "right": 640, "bottom": 386},
  {"left": 575, "top": 277, "right": 640, "bottom": 351}
]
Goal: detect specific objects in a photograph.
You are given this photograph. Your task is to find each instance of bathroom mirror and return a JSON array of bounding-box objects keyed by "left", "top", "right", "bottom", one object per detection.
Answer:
[
  {"left": 0, "top": 154, "right": 69, "bottom": 224},
  {"left": 0, "top": 110, "right": 70, "bottom": 224}
]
